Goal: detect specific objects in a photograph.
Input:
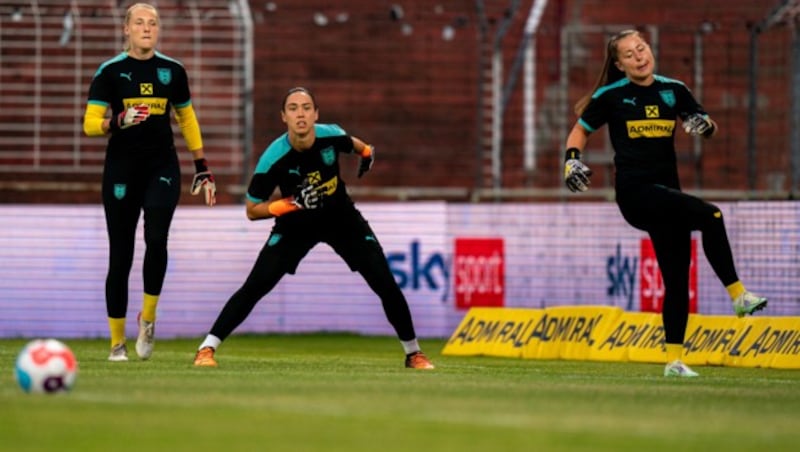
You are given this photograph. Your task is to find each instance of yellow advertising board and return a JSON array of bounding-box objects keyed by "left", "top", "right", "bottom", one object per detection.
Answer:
[{"left": 443, "top": 306, "right": 800, "bottom": 370}]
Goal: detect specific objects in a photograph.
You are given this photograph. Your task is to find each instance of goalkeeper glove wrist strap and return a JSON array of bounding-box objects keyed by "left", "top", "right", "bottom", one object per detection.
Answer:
[
  {"left": 268, "top": 197, "right": 301, "bottom": 217},
  {"left": 565, "top": 147, "right": 581, "bottom": 162},
  {"left": 701, "top": 122, "right": 716, "bottom": 138},
  {"left": 194, "top": 158, "right": 209, "bottom": 173}
]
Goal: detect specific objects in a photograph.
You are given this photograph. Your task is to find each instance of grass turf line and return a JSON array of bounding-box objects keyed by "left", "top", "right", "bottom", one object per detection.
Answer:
[{"left": 1, "top": 333, "right": 799, "bottom": 452}]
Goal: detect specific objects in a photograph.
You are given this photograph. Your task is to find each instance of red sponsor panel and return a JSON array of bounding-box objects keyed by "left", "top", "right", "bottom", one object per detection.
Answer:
[
  {"left": 454, "top": 238, "right": 505, "bottom": 309},
  {"left": 639, "top": 238, "right": 697, "bottom": 313}
]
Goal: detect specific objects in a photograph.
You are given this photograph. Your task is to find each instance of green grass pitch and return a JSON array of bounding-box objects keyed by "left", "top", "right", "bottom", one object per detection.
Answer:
[{"left": 2, "top": 333, "right": 799, "bottom": 452}]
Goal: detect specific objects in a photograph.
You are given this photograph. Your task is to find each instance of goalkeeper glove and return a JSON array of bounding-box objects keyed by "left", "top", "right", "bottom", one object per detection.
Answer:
[
  {"left": 683, "top": 113, "right": 714, "bottom": 137},
  {"left": 357, "top": 145, "right": 374, "bottom": 178},
  {"left": 191, "top": 158, "right": 216, "bottom": 207},
  {"left": 292, "top": 179, "right": 323, "bottom": 210},
  {"left": 563, "top": 148, "right": 592, "bottom": 193},
  {"left": 113, "top": 104, "right": 150, "bottom": 130}
]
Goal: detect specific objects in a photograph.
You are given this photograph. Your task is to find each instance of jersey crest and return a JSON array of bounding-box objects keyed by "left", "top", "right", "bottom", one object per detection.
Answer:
[
  {"left": 659, "top": 90, "right": 675, "bottom": 107},
  {"left": 320, "top": 146, "right": 335, "bottom": 166},
  {"left": 114, "top": 184, "right": 127, "bottom": 200},
  {"left": 267, "top": 233, "right": 282, "bottom": 247},
  {"left": 157, "top": 68, "right": 172, "bottom": 85}
]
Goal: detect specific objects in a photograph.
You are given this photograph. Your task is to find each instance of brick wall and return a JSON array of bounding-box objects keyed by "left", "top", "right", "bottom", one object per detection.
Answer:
[
  {"left": 0, "top": 1, "right": 793, "bottom": 203},
  {"left": 248, "top": 0, "right": 794, "bottom": 193}
]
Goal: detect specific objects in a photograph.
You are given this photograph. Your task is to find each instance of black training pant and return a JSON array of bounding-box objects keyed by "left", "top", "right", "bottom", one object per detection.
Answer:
[
  {"left": 617, "top": 183, "right": 738, "bottom": 344},
  {"left": 208, "top": 206, "right": 417, "bottom": 342},
  {"left": 102, "top": 151, "right": 180, "bottom": 318}
]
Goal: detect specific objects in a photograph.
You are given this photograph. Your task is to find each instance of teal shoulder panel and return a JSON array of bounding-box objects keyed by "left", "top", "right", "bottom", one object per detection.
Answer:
[{"left": 254, "top": 133, "right": 292, "bottom": 174}]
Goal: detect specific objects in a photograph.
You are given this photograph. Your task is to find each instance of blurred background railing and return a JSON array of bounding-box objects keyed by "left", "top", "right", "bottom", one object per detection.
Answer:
[
  {"left": 0, "top": 0, "right": 250, "bottom": 201},
  {"left": 0, "top": 0, "right": 798, "bottom": 203}
]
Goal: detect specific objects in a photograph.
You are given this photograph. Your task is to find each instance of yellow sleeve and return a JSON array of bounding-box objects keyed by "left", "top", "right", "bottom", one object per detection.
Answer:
[
  {"left": 83, "top": 103, "right": 107, "bottom": 136},
  {"left": 174, "top": 103, "right": 204, "bottom": 152}
]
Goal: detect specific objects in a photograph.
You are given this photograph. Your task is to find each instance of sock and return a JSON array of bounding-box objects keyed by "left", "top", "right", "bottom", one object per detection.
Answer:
[
  {"left": 726, "top": 281, "right": 746, "bottom": 300},
  {"left": 199, "top": 334, "right": 222, "bottom": 351},
  {"left": 401, "top": 339, "right": 420, "bottom": 355},
  {"left": 108, "top": 317, "right": 126, "bottom": 347},
  {"left": 141, "top": 293, "right": 159, "bottom": 323},
  {"left": 666, "top": 343, "right": 683, "bottom": 363}
]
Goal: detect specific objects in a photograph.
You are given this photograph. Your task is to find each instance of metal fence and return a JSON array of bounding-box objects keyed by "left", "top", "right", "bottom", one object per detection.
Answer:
[
  {"left": 0, "top": 0, "right": 251, "bottom": 177},
  {"left": 0, "top": 1, "right": 797, "bottom": 201}
]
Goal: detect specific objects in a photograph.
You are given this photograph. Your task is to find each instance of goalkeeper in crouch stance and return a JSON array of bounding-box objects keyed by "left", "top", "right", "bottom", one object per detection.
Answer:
[
  {"left": 82, "top": 3, "right": 216, "bottom": 362},
  {"left": 562, "top": 29, "right": 766, "bottom": 378},
  {"left": 193, "top": 86, "right": 434, "bottom": 370}
]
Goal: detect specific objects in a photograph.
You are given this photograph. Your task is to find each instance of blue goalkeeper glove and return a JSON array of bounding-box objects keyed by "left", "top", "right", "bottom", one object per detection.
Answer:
[
  {"left": 563, "top": 148, "right": 592, "bottom": 193},
  {"left": 191, "top": 158, "right": 216, "bottom": 207},
  {"left": 292, "top": 179, "right": 323, "bottom": 209}
]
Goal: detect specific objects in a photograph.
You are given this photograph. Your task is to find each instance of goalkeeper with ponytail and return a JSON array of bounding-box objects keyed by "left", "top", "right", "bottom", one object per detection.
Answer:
[
  {"left": 562, "top": 29, "right": 766, "bottom": 378},
  {"left": 193, "top": 87, "right": 434, "bottom": 370}
]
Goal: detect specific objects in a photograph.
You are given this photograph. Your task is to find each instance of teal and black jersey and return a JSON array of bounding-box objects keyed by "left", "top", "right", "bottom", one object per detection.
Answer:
[
  {"left": 579, "top": 75, "right": 706, "bottom": 190},
  {"left": 207, "top": 121, "right": 420, "bottom": 343},
  {"left": 248, "top": 123, "right": 357, "bottom": 216},
  {"left": 87, "top": 51, "right": 192, "bottom": 157}
]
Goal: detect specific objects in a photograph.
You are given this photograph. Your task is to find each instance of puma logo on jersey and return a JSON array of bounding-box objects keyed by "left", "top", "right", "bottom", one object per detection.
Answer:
[
  {"left": 288, "top": 167, "right": 300, "bottom": 176},
  {"left": 120, "top": 72, "right": 132, "bottom": 81},
  {"left": 159, "top": 177, "right": 172, "bottom": 186},
  {"left": 623, "top": 97, "right": 636, "bottom": 106}
]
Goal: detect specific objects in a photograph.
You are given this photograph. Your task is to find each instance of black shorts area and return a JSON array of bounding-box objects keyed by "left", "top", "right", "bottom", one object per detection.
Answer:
[{"left": 261, "top": 206, "right": 384, "bottom": 274}]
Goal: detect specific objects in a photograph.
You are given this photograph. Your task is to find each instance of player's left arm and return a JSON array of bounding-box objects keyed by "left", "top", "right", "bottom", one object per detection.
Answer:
[
  {"left": 678, "top": 85, "right": 717, "bottom": 138},
  {"left": 350, "top": 136, "right": 374, "bottom": 178},
  {"left": 175, "top": 102, "right": 216, "bottom": 206},
  {"left": 174, "top": 103, "right": 204, "bottom": 152}
]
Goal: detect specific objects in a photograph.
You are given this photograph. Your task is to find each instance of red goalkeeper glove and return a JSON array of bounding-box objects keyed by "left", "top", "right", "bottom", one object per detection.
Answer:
[{"left": 112, "top": 104, "right": 150, "bottom": 131}]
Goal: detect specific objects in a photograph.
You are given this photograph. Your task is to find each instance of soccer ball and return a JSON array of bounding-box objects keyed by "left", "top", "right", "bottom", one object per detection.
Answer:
[{"left": 14, "top": 339, "right": 78, "bottom": 394}]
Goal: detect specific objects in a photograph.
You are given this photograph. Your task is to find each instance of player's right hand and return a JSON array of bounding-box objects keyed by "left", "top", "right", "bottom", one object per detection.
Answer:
[
  {"left": 564, "top": 159, "right": 592, "bottom": 193},
  {"left": 292, "top": 179, "right": 323, "bottom": 210},
  {"left": 117, "top": 104, "right": 150, "bottom": 129}
]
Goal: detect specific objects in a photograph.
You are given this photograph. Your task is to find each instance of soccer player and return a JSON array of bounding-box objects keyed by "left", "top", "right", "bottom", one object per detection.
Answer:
[
  {"left": 193, "top": 87, "right": 434, "bottom": 370},
  {"left": 561, "top": 29, "right": 767, "bottom": 377},
  {"left": 82, "top": 3, "right": 216, "bottom": 362}
]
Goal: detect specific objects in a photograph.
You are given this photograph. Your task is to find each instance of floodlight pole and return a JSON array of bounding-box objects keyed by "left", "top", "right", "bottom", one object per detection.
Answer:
[
  {"left": 791, "top": 22, "right": 800, "bottom": 196},
  {"left": 747, "top": 25, "right": 759, "bottom": 192}
]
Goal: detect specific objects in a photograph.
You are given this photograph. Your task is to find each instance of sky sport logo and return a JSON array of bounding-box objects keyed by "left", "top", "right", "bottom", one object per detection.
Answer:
[
  {"left": 454, "top": 238, "right": 505, "bottom": 310},
  {"left": 639, "top": 238, "right": 697, "bottom": 313}
]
